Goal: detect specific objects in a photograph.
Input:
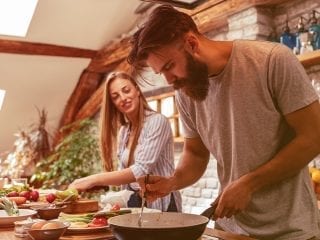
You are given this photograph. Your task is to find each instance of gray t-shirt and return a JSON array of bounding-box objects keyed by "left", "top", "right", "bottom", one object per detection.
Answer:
[{"left": 176, "top": 40, "right": 320, "bottom": 239}]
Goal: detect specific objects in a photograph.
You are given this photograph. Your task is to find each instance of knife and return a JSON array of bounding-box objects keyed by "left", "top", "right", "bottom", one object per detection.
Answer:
[{"left": 138, "top": 174, "right": 149, "bottom": 227}]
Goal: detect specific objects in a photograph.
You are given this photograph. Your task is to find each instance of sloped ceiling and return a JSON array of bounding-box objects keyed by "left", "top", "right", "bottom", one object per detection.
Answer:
[{"left": 0, "top": 0, "right": 142, "bottom": 153}]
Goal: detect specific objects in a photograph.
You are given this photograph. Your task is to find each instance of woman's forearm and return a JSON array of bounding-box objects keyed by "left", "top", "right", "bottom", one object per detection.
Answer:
[{"left": 93, "top": 168, "right": 136, "bottom": 186}]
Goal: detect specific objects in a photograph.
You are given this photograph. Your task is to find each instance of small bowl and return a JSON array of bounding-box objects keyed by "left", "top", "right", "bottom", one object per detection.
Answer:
[
  {"left": 31, "top": 205, "right": 67, "bottom": 220},
  {"left": 24, "top": 220, "right": 70, "bottom": 240},
  {"left": 14, "top": 219, "right": 44, "bottom": 238}
]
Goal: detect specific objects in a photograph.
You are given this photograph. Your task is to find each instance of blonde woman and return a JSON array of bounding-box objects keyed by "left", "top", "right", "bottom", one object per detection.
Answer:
[{"left": 69, "top": 71, "right": 181, "bottom": 212}]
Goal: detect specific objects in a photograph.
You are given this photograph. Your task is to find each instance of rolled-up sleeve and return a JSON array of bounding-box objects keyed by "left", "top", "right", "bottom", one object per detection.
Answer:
[{"left": 130, "top": 114, "right": 172, "bottom": 178}]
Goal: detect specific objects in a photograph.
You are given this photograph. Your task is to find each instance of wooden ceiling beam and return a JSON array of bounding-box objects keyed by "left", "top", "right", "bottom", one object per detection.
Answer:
[
  {"left": 86, "top": 38, "right": 131, "bottom": 73},
  {"left": 0, "top": 39, "right": 97, "bottom": 58}
]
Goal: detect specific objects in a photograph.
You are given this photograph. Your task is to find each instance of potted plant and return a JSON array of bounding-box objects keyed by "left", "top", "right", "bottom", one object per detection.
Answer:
[{"left": 30, "top": 118, "right": 102, "bottom": 190}]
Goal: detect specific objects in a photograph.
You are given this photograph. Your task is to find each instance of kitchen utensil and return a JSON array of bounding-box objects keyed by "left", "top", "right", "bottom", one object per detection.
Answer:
[
  {"left": 109, "top": 212, "right": 209, "bottom": 240},
  {"left": 201, "top": 195, "right": 220, "bottom": 219},
  {"left": 108, "top": 196, "right": 219, "bottom": 240},
  {"left": 137, "top": 174, "right": 149, "bottom": 227}
]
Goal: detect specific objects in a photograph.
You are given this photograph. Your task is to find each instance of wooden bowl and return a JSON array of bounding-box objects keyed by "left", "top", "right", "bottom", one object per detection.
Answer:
[
  {"left": 31, "top": 205, "right": 67, "bottom": 220},
  {"left": 24, "top": 220, "right": 69, "bottom": 240}
]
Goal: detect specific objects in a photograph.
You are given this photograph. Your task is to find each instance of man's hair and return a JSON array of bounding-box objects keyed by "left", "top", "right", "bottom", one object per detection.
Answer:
[{"left": 127, "top": 4, "right": 199, "bottom": 68}]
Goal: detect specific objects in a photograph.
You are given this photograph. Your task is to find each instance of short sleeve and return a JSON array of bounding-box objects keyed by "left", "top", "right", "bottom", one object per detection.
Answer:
[
  {"left": 268, "top": 44, "right": 318, "bottom": 115},
  {"left": 175, "top": 91, "right": 200, "bottom": 138}
]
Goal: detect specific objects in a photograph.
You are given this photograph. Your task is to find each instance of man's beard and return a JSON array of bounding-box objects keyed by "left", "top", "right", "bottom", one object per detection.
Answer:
[{"left": 173, "top": 52, "right": 209, "bottom": 101}]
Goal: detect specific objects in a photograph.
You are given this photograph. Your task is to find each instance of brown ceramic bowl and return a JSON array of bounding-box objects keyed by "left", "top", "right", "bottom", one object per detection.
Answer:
[
  {"left": 24, "top": 220, "right": 70, "bottom": 240},
  {"left": 31, "top": 205, "right": 67, "bottom": 220}
]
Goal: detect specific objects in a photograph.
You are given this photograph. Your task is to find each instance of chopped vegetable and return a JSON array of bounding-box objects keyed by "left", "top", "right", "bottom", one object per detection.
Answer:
[
  {"left": 88, "top": 216, "right": 108, "bottom": 227},
  {"left": 0, "top": 197, "right": 19, "bottom": 216}
]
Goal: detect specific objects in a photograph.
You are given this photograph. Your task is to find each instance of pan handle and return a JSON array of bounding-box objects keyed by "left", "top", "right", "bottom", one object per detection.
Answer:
[{"left": 201, "top": 195, "right": 220, "bottom": 219}]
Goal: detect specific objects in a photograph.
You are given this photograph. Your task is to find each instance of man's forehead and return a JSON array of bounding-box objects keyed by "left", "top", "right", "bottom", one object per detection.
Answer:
[{"left": 145, "top": 48, "right": 175, "bottom": 73}]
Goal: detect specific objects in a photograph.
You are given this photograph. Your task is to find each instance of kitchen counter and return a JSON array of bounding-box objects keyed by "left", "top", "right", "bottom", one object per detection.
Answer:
[{"left": 0, "top": 226, "right": 257, "bottom": 240}]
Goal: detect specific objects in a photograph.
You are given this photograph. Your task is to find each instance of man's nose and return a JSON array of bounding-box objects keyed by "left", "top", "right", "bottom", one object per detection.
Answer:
[{"left": 163, "top": 72, "right": 176, "bottom": 85}]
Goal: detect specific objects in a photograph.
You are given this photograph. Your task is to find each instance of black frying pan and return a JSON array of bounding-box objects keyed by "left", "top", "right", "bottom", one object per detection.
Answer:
[{"left": 108, "top": 198, "right": 218, "bottom": 240}]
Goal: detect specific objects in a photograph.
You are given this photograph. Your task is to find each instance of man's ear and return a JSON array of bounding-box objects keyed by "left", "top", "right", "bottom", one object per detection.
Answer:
[{"left": 184, "top": 33, "right": 199, "bottom": 55}]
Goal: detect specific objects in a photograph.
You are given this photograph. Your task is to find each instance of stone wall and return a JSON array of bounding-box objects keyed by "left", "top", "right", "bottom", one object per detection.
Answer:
[{"left": 179, "top": 0, "right": 320, "bottom": 214}]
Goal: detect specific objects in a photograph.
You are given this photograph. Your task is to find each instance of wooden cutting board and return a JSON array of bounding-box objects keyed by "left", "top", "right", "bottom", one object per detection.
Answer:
[
  {"left": 61, "top": 228, "right": 115, "bottom": 240},
  {"left": 63, "top": 199, "right": 99, "bottom": 214},
  {"left": 204, "top": 228, "right": 257, "bottom": 240},
  {"left": 61, "top": 232, "right": 116, "bottom": 240}
]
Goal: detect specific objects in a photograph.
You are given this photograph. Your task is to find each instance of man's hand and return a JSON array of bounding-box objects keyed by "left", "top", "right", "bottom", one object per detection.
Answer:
[
  {"left": 214, "top": 176, "right": 253, "bottom": 219},
  {"left": 137, "top": 175, "right": 174, "bottom": 202}
]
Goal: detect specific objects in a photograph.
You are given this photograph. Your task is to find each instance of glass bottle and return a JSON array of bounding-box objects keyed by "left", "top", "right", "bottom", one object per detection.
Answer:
[
  {"left": 280, "top": 21, "right": 296, "bottom": 49},
  {"left": 295, "top": 16, "right": 307, "bottom": 54},
  {"left": 309, "top": 10, "right": 320, "bottom": 50}
]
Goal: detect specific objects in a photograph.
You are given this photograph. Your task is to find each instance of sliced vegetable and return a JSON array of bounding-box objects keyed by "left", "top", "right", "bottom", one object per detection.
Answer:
[
  {"left": 90, "top": 216, "right": 108, "bottom": 226},
  {"left": 0, "top": 197, "right": 19, "bottom": 216},
  {"left": 88, "top": 216, "right": 108, "bottom": 228},
  {"left": 70, "top": 222, "right": 89, "bottom": 228},
  {"left": 59, "top": 212, "right": 95, "bottom": 223}
]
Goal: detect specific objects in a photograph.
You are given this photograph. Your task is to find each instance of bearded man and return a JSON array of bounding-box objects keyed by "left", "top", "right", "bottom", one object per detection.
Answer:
[{"left": 127, "top": 5, "right": 320, "bottom": 240}]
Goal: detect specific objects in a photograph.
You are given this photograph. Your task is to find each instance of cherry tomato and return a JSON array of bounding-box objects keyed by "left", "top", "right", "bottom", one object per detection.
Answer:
[
  {"left": 111, "top": 203, "right": 120, "bottom": 211},
  {"left": 88, "top": 217, "right": 108, "bottom": 227}
]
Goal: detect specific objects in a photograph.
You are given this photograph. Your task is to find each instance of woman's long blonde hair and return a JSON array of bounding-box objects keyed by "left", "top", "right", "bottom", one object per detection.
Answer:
[{"left": 99, "top": 71, "right": 152, "bottom": 171}]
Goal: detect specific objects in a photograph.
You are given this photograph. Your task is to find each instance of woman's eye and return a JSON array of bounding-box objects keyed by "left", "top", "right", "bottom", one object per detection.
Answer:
[
  {"left": 123, "top": 88, "right": 130, "bottom": 93},
  {"left": 111, "top": 95, "right": 119, "bottom": 100}
]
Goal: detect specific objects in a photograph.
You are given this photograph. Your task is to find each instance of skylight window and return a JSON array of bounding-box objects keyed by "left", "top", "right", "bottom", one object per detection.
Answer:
[
  {"left": 0, "top": 89, "right": 6, "bottom": 111},
  {"left": 0, "top": 0, "right": 38, "bottom": 37}
]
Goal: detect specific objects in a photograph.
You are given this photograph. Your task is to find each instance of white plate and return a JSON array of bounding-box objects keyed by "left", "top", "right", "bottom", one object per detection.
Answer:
[{"left": 0, "top": 209, "right": 37, "bottom": 226}]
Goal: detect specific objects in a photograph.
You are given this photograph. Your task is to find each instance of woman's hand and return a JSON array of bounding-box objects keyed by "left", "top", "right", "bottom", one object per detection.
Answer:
[
  {"left": 137, "top": 175, "right": 175, "bottom": 202},
  {"left": 69, "top": 176, "right": 96, "bottom": 192}
]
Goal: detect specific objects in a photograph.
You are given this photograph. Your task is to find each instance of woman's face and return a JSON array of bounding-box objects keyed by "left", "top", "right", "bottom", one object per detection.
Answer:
[{"left": 109, "top": 77, "right": 140, "bottom": 118}]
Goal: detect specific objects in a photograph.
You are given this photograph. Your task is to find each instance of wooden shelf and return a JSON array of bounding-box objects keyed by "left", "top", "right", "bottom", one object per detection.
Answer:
[{"left": 298, "top": 50, "right": 320, "bottom": 68}]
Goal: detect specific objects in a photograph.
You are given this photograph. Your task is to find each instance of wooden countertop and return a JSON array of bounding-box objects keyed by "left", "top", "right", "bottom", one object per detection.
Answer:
[
  {"left": 0, "top": 226, "right": 257, "bottom": 240},
  {"left": 3, "top": 200, "right": 319, "bottom": 240}
]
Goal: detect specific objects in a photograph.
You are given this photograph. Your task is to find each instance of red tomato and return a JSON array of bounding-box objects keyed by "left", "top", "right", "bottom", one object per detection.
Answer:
[
  {"left": 111, "top": 203, "right": 120, "bottom": 211},
  {"left": 88, "top": 217, "right": 108, "bottom": 227}
]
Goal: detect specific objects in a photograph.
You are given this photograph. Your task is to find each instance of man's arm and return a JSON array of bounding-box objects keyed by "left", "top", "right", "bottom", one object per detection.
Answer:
[
  {"left": 145, "top": 136, "right": 210, "bottom": 200},
  {"left": 215, "top": 100, "right": 320, "bottom": 218},
  {"left": 172, "top": 136, "right": 210, "bottom": 190}
]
